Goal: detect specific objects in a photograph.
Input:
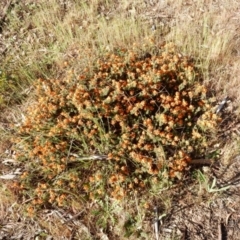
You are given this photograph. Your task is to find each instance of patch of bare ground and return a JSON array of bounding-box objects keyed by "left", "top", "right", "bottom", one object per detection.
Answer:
[
  {"left": 156, "top": 154, "right": 240, "bottom": 240},
  {"left": 0, "top": 0, "right": 240, "bottom": 239}
]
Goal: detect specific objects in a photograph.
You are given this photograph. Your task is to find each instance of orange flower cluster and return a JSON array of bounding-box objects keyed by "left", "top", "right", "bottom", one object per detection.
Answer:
[{"left": 15, "top": 43, "right": 220, "bottom": 207}]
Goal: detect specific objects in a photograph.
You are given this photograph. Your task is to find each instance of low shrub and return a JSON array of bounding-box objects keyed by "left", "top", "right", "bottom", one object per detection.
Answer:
[{"left": 15, "top": 42, "right": 221, "bottom": 211}]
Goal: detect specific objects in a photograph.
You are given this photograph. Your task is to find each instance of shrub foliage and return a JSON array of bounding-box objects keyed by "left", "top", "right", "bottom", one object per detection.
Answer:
[{"left": 15, "top": 43, "right": 220, "bottom": 210}]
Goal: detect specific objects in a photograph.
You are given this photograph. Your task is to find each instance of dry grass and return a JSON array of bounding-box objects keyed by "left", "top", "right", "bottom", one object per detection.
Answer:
[
  {"left": 0, "top": 0, "right": 240, "bottom": 239},
  {"left": 164, "top": 0, "right": 240, "bottom": 105}
]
